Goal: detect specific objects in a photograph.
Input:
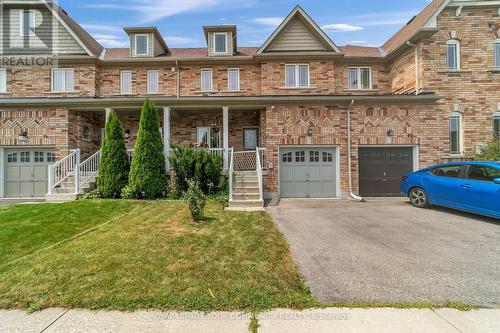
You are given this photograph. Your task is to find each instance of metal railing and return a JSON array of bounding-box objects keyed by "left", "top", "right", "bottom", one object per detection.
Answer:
[
  {"left": 228, "top": 148, "right": 234, "bottom": 202},
  {"left": 47, "top": 149, "right": 80, "bottom": 195},
  {"left": 256, "top": 147, "right": 263, "bottom": 201},
  {"left": 80, "top": 150, "right": 101, "bottom": 188}
]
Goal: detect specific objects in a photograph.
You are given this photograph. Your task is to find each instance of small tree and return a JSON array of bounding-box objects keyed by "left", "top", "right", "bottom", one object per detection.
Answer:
[
  {"left": 97, "top": 111, "right": 129, "bottom": 198},
  {"left": 126, "top": 99, "right": 168, "bottom": 199},
  {"left": 475, "top": 141, "right": 500, "bottom": 161},
  {"left": 186, "top": 179, "right": 206, "bottom": 222}
]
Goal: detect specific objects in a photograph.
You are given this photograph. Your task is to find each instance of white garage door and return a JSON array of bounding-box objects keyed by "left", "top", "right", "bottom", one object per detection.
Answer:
[
  {"left": 5, "top": 148, "right": 55, "bottom": 198},
  {"left": 280, "top": 147, "right": 338, "bottom": 198}
]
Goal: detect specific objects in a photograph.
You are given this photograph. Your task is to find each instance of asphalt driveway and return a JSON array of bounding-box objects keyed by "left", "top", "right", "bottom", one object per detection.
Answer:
[{"left": 267, "top": 199, "right": 500, "bottom": 307}]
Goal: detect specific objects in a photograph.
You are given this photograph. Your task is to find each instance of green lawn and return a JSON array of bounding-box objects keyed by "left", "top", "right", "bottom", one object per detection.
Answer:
[{"left": 0, "top": 200, "right": 317, "bottom": 312}]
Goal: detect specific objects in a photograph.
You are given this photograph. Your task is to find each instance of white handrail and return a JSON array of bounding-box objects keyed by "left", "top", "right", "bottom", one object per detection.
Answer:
[
  {"left": 228, "top": 148, "right": 234, "bottom": 202},
  {"left": 256, "top": 147, "right": 263, "bottom": 201},
  {"left": 47, "top": 149, "right": 80, "bottom": 195},
  {"left": 79, "top": 150, "right": 101, "bottom": 189}
]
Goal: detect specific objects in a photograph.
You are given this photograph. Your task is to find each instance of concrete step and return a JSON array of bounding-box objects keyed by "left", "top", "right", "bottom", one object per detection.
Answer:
[
  {"left": 46, "top": 194, "right": 77, "bottom": 202},
  {"left": 228, "top": 199, "right": 264, "bottom": 208},
  {"left": 232, "top": 193, "right": 261, "bottom": 201},
  {"left": 233, "top": 186, "right": 260, "bottom": 193},
  {"left": 233, "top": 181, "right": 259, "bottom": 187},
  {"left": 53, "top": 187, "right": 76, "bottom": 194}
]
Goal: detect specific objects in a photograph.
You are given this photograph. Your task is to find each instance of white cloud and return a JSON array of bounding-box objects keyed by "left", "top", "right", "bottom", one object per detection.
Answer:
[
  {"left": 93, "top": 34, "right": 129, "bottom": 48},
  {"left": 253, "top": 17, "right": 283, "bottom": 27},
  {"left": 84, "top": 0, "right": 255, "bottom": 23},
  {"left": 321, "top": 24, "right": 364, "bottom": 32},
  {"left": 167, "top": 36, "right": 196, "bottom": 46}
]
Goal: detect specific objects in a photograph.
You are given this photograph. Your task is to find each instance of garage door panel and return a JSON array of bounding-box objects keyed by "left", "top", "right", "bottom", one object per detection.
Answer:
[
  {"left": 33, "top": 165, "right": 47, "bottom": 179},
  {"left": 280, "top": 147, "right": 338, "bottom": 198},
  {"left": 6, "top": 166, "right": 19, "bottom": 179},
  {"left": 19, "top": 166, "right": 33, "bottom": 180}
]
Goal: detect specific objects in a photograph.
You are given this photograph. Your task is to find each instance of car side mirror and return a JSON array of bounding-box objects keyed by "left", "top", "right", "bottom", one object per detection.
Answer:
[{"left": 493, "top": 177, "right": 500, "bottom": 184}]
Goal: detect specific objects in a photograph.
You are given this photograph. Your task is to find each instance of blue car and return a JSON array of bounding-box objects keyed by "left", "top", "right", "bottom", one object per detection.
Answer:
[{"left": 401, "top": 161, "right": 500, "bottom": 219}]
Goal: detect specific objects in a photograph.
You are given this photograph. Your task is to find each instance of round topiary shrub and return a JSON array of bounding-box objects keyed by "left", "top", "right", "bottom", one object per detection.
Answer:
[
  {"left": 127, "top": 99, "right": 168, "bottom": 199},
  {"left": 97, "top": 111, "right": 129, "bottom": 198}
]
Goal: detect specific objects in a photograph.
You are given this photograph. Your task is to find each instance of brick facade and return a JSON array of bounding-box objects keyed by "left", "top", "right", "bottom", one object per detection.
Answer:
[{"left": 1, "top": 3, "right": 498, "bottom": 198}]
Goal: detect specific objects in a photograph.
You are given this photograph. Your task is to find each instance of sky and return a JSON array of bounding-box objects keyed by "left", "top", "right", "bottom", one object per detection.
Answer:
[{"left": 57, "top": 0, "right": 434, "bottom": 49}]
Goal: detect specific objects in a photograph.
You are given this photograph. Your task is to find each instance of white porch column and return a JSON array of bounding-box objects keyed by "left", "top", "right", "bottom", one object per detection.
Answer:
[
  {"left": 223, "top": 106, "right": 229, "bottom": 171},
  {"left": 105, "top": 108, "right": 112, "bottom": 123},
  {"left": 163, "top": 107, "right": 171, "bottom": 173}
]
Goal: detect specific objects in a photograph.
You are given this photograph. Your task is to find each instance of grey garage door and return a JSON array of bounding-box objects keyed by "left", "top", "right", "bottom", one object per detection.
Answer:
[
  {"left": 280, "top": 147, "right": 338, "bottom": 198},
  {"left": 359, "top": 147, "right": 414, "bottom": 197},
  {"left": 5, "top": 148, "right": 55, "bottom": 198}
]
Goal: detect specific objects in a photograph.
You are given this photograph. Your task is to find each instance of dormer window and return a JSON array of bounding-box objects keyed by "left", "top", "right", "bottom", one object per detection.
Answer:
[
  {"left": 214, "top": 33, "right": 227, "bottom": 54},
  {"left": 135, "top": 34, "right": 149, "bottom": 55}
]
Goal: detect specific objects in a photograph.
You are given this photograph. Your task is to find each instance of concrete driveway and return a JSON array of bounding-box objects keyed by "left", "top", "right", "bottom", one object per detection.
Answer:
[{"left": 267, "top": 199, "right": 500, "bottom": 307}]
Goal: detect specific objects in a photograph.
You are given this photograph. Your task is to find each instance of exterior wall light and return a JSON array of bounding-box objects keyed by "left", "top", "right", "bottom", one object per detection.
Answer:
[
  {"left": 387, "top": 128, "right": 394, "bottom": 137},
  {"left": 18, "top": 130, "right": 28, "bottom": 142}
]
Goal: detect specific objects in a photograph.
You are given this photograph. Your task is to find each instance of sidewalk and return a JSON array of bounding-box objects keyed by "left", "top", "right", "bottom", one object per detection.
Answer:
[{"left": 1, "top": 307, "right": 499, "bottom": 333}]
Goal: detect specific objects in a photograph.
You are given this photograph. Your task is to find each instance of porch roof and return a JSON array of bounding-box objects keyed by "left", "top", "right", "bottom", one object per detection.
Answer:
[{"left": 0, "top": 94, "right": 442, "bottom": 111}]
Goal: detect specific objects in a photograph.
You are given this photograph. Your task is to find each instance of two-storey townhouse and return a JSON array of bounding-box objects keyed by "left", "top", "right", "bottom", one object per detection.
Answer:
[{"left": 0, "top": 0, "right": 498, "bottom": 204}]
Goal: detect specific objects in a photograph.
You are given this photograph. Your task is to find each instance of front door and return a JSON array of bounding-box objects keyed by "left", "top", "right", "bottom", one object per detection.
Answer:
[
  {"left": 359, "top": 147, "right": 414, "bottom": 197},
  {"left": 197, "top": 127, "right": 221, "bottom": 148}
]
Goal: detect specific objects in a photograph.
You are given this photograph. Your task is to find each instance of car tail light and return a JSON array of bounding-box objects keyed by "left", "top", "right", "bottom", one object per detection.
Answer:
[{"left": 401, "top": 176, "right": 408, "bottom": 181}]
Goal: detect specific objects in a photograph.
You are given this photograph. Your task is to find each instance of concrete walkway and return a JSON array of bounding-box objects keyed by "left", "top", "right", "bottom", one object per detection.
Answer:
[{"left": 1, "top": 308, "right": 499, "bottom": 333}]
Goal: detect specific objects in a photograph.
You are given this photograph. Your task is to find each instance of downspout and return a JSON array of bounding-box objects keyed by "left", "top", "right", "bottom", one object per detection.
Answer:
[
  {"left": 347, "top": 99, "right": 364, "bottom": 201},
  {"left": 407, "top": 41, "right": 419, "bottom": 95},
  {"left": 175, "top": 60, "right": 180, "bottom": 98}
]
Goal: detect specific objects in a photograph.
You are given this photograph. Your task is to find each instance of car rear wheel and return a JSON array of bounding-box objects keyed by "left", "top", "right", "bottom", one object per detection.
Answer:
[{"left": 409, "top": 187, "right": 429, "bottom": 208}]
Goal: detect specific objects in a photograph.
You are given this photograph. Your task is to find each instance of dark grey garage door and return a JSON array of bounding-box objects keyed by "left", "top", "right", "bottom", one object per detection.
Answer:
[
  {"left": 5, "top": 148, "right": 55, "bottom": 198},
  {"left": 280, "top": 147, "right": 338, "bottom": 198},
  {"left": 359, "top": 147, "right": 414, "bottom": 197}
]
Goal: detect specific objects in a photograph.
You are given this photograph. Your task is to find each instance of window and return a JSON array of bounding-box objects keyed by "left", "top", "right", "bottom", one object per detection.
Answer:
[
  {"left": 135, "top": 35, "right": 149, "bottom": 55},
  {"left": 449, "top": 112, "right": 462, "bottom": 155},
  {"left": 0, "top": 69, "right": 6, "bottom": 93},
  {"left": 466, "top": 165, "right": 500, "bottom": 182},
  {"left": 21, "top": 10, "right": 35, "bottom": 36},
  {"left": 495, "top": 41, "right": 500, "bottom": 69},
  {"left": 295, "top": 151, "right": 305, "bottom": 162},
  {"left": 120, "top": 70, "right": 132, "bottom": 95},
  {"left": 323, "top": 152, "right": 333, "bottom": 162},
  {"left": 214, "top": 33, "right": 227, "bottom": 54},
  {"left": 7, "top": 153, "right": 17, "bottom": 163},
  {"left": 82, "top": 126, "right": 90, "bottom": 141},
  {"left": 309, "top": 151, "right": 320, "bottom": 163},
  {"left": 285, "top": 64, "right": 309, "bottom": 88},
  {"left": 282, "top": 152, "right": 292, "bottom": 163},
  {"left": 197, "top": 127, "right": 220, "bottom": 148},
  {"left": 431, "top": 165, "right": 463, "bottom": 178},
  {"left": 51, "top": 69, "right": 74, "bottom": 92},
  {"left": 34, "top": 151, "right": 44, "bottom": 162},
  {"left": 348, "top": 67, "right": 372, "bottom": 90},
  {"left": 446, "top": 40, "right": 460, "bottom": 70},
  {"left": 20, "top": 151, "right": 30, "bottom": 163},
  {"left": 201, "top": 68, "right": 212, "bottom": 92},
  {"left": 227, "top": 68, "right": 240, "bottom": 92},
  {"left": 494, "top": 112, "right": 500, "bottom": 140},
  {"left": 147, "top": 70, "right": 159, "bottom": 94},
  {"left": 47, "top": 152, "right": 56, "bottom": 163},
  {"left": 243, "top": 128, "right": 258, "bottom": 150}
]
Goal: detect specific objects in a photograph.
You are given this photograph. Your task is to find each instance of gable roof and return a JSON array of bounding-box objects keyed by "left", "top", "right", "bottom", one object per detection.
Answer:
[
  {"left": 382, "top": 0, "right": 447, "bottom": 55},
  {"left": 44, "top": 0, "right": 103, "bottom": 56},
  {"left": 258, "top": 5, "right": 342, "bottom": 54}
]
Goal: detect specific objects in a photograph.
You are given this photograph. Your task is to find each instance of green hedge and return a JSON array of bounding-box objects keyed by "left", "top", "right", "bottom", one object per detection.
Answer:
[
  {"left": 475, "top": 141, "right": 500, "bottom": 161},
  {"left": 169, "top": 145, "right": 222, "bottom": 196},
  {"left": 124, "top": 99, "right": 167, "bottom": 199},
  {"left": 97, "top": 111, "right": 129, "bottom": 198}
]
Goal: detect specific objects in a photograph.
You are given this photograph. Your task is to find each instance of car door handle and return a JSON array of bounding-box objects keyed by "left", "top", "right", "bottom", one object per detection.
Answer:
[{"left": 461, "top": 184, "right": 472, "bottom": 189}]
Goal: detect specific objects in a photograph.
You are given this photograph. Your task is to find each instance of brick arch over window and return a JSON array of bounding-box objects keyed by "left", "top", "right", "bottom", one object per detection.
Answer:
[
  {"left": 491, "top": 24, "right": 500, "bottom": 38},
  {"left": 443, "top": 30, "right": 463, "bottom": 41}
]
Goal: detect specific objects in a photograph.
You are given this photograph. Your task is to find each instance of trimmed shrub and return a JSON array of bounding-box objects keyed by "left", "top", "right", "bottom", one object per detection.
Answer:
[
  {"left": 475, "top": 141, "right": 500, "bottom": 161},
  {"left": 97, "top": 111, "right": 129, "bottom": 198},
  {"left": 126, "top": 99, "right": 168, "bottom": 199},
  {"left": 169, "top": 145, "right": 222, "bottom": 195},
  {"left": 186, "top": 179, "right": 206, "bottom": 222}
]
